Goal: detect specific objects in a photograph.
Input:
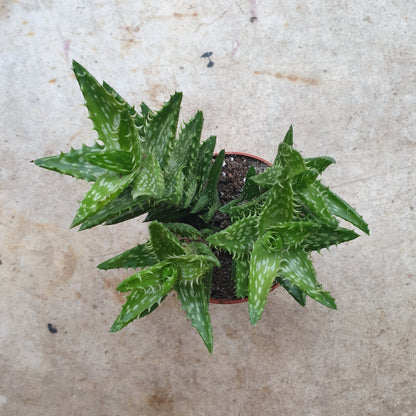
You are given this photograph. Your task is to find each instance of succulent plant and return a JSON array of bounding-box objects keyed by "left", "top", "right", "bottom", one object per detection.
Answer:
[
  {"left": 34, "top": 61, "right": 368, "bottom": 352},
  {"left": 207, "top": 126, "right": 369, "bottom": 324}
]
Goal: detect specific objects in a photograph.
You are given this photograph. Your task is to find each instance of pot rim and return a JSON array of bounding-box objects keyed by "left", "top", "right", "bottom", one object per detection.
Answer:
[
  {"left": 209, "top": 151, "right": 280, "bottom": 304},
  {"left": 214, "top": 151, "right": 272, "bottom": 167}
]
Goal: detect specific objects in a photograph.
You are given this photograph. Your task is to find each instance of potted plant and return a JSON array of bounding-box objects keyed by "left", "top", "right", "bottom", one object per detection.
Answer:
[{"left": 33, "top": 61, "right": 369, "bottom": 352}]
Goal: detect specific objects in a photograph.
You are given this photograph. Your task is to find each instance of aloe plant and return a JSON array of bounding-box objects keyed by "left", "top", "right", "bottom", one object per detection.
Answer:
[{"left": 34, "top": 61, "right": 368, "bottom": 352}]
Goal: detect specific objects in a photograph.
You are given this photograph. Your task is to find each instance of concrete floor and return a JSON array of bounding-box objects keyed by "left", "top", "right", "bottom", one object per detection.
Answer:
[{"left": 1, "top": 1, "right": 415, "bottom": 415}]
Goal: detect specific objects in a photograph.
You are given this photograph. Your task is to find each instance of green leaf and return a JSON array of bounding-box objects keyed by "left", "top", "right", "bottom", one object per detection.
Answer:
[
  {"left": 315, "top": 182, "right": 369, "bottom": 234},
  {"left": 175, "top": 254, "right": 219, "bottom": 283},
  {"left": 190, "top": 135, "right": 217, "bottom": 200},
  {"left": 275, "top": 142, "right": 306, "bottom": 177},
  {"left": 249, "top": 164, "right": 282, "bottom": 187},
  {"left": 293, "top": 168, "right": 320, "bottom": 189},
  {"left": 97, "top": 242, "right": 158, "bottom": 270},
  {"left": 186, "top": 241, "right": 218, "bottom": 259},
  {"left": 259, "top": 166, "right": 294, "bottom": 233},
  {"left": 206, "top": 216, "right": 259, "bottom": 259},
  {"left": 302, "top": 225, "right": 359, "bottom": 252},
  {"left": 145, "top": 202, "right": 190, "bottom": 223},
  {"left": 276, "top": 276, "right": 306, "bottom": 306},
  {"left": 110, "top": 262, "right": 178, "bottom": 332},
  {"left": 191, "top": 150, "right": 225, "bottom": 220},
  {"left": 163, "top": 168, "right": 185, "bottom": 206},
  {"left": 84, "top": 150, "right": 134, "bottom": 174},
  {"left": 131, "top": 153, "right": 165, "bottom": 199},
  {"left": 117, "top": 108, "right": 142, "bottom": 160},
  {"left": 110, "top": 287, "right": 165, "bottom": 332},
  {"left": 72, "top": 60, "right": 126, "bottom": 150},
  {"left": 249, "top": 232, "right": 284, "bottom": 324},
  {"left": 305, "top": 156, "right": 336, "bottom": 173},
  {"left": 268, "top": 221, "right": 320, "bottom": 247},
  {"left": 71, "top": 171, "right": 137, "bottom": 228},
  {"left": 140, "top": 102, "right": 153, "bottom": 118},
  {"left": 175, "top": 272, "right": 213, "bottom": 352},
  {"left": 32, "top": 142, "right": 107, "bottom": 181},
  {"left": 169, "top": 111, "right": 203, "bottom": 179},
  {"left": 280, "top": 247, "right": 337, "bottom": 309},
  {"left": 116, "top": 261, "right": 178, "bottom": 292},
  {"left": 164, "top": 222, "right": 203, "bottom": 239},
  {"left": 295, "top": 181, "right": 338, "bottom": 227},
  {"left": 241, "top": 166, "right": 264, "bottom": 200},
  {"left": 79, "top": 187, "right": 153, "bottom": 229},
  {"left": 144, "top": 92, "right": 182, "bottom": 168},
  {"left": 220, "top": 192, "right": 269, "bottom": 221},
  {"left": 149, "top": 221, "right": 186, "bottom": 260},
  {"left": 233, "top": 257, "right": 250, "bottom": 299},
  {"left": 283, "top": 125, "right": 293, "bottom": 146},
  {"left": 102, "top": 81, "right": 144, "bottom": 128}
]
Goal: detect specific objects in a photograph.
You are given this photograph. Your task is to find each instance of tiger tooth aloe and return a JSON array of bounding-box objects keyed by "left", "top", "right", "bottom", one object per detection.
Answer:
[{"left": 34, "top": 61, "right": 368, "bottom": 352}]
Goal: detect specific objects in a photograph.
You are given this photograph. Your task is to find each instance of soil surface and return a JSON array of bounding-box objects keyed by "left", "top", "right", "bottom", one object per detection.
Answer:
[{"left": 208, "top": 154, "right": 269, "bottom": 301}]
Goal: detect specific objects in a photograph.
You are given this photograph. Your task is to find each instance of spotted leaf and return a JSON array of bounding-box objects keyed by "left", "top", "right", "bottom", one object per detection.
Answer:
[
  {"left": 175, "top": 254, "right": 219, "bottom": 283},
  {"left": 305, "top": 156, "right": 336, "bottom": 173},
  {"left": 116, "top": 261, "right": 178, "bottom": 292},
  {"left": 72, "top": 60, "right": 126, "bottom": 150},
  {"left": 268, "top": 221, "right": 320, "bottom": 247},
  {"left": 190, "top": 135, "right": 217, "bottom": 202},
  {"left": 249, "top": 232, "right": 284, "bottom": 324},
  {"left": 149, "top": 221, "right": 186, "bottom": 260},
  {"left": 315, "top": 181, "right": 369, "bottom": 234},
  {"left": 280, "top": 247, "right": 336, "bottom": 309},
  {"left": 79, "top": 187, "right": 153, "bottom": 230},
  {"left": 169, "top": 111, "right": 203, "bottom": 180},
  {"left": 110, "top": 263, "right": 178, "bottom": 332},
  {"left": 274, "top": 142, "right": 306, "bottom": 177},
  {"left": 191, "top": 150, "right": 225, "bottom": 221},
  {"left": 175, "top": 271, "right": 213, "bottom": 352},
  {"left": 302, "top": 225, "right": 359, "bottom": 252},
  {"left": 295, "top": 181, "right": 338, "bottom": 227},
  {"left": 131, "top": 153, "right": 165, "bottom": 199},
  {"left": 144, "top": 92, "right": 182, "bottom": 169},
  {"left": 233, "top": 256, "right": 250, "bottom": 299},
  {"left": 206, "top": 216, "right": 259, "bottom": 258},
  {"left": 83, "top": 150, "right": 134, "bottom": 174},
  {"left": 259, "top": 166, "right": 293, "bottom": 233},
  {"left": 97, "top": 242, "right": 158, "bottom": 270},
  {"left": 71, "top": 171, "right": 137, "bottom": 228},
  {"left": 32, "top": 142, "right": 107, "bottom": 182}
]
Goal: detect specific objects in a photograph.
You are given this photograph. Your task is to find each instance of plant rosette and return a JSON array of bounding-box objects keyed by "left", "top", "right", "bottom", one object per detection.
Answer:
[{"left": 33, "top": 61, "right": 369, "bottom": 352}]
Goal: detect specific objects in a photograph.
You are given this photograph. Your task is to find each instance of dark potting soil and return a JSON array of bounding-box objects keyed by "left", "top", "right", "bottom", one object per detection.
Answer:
[{"left": 208, "top": 154, "right": 269, "bottom": 301}]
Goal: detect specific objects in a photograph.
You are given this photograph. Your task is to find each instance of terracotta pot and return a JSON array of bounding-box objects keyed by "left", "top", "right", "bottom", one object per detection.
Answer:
[{"left": 209, "top": 152, "right": 279, "bottom": 304}]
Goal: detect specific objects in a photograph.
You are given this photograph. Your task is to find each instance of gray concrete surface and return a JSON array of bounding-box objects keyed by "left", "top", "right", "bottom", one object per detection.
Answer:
[{"left": 1, "top": 1, "right": 415, "bottom": 415}]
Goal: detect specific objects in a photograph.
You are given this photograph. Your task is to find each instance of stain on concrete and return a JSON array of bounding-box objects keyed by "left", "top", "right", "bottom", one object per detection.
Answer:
[
  {"left": 103, "top": 277, "right": 125, "bottom": 304},
  {"left": 254, "top": 70, "right": 320, "bottom": 86},
  {"left": 0, "top": 1, "right": 11, "bottom": 20},
  {"left": 173, "top": 12, "right": 198, "bottom": 18},
  {"left": 3, "top": 214, "right": 77, "bottom": 292},
  {"left": 120, "top": 25, "right": 141, "bottom": 51},
  {"left": 146, "top": 385, "right": 174, "bottom": 413}
]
